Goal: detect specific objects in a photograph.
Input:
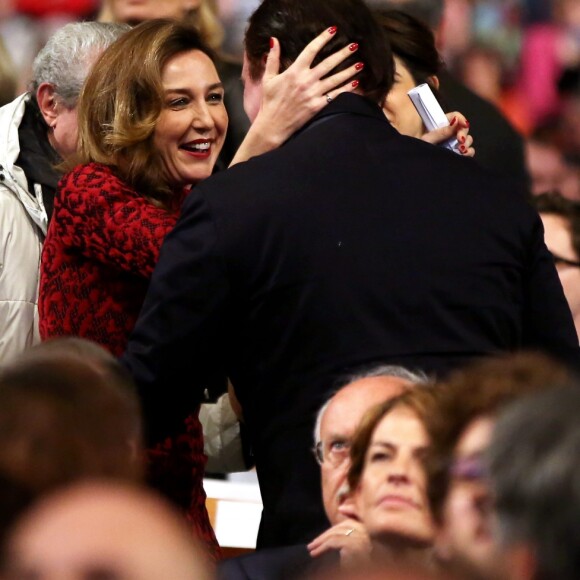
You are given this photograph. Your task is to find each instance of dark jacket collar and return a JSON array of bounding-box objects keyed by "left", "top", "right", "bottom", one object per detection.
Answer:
[{"left": 291, "top": 92, "right": 395, "bottom": 141}]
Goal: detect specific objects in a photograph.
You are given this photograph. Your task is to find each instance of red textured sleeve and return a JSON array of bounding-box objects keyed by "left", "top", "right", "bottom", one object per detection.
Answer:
[{"left": 54, "top": 163, "right": 180, "bottom": 278}]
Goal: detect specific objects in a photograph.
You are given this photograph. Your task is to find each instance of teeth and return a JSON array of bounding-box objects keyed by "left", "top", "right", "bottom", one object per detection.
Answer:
[{"left": 185, "top": 142, "right": 210, "bottom": 151}]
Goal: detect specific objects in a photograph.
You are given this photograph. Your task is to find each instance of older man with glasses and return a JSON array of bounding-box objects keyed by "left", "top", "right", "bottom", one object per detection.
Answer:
[{"left": 218, "top": 364, "right": 428, "bottom": 579}]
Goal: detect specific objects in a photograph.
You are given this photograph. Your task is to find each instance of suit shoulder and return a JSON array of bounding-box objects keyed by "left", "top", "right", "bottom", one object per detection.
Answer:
[{"left": 217, "top": 545, "right": 311, "bottom": 580}]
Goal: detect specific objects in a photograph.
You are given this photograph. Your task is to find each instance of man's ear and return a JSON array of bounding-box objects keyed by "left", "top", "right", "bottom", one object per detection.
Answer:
[{"left": 36, "top": 82, "right": 59, "bottom": 129}]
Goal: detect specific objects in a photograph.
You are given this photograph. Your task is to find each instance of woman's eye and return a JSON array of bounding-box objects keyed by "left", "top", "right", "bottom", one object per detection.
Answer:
[
  {"left": 169, "top": 97, "right": 188, "bottom": 108},
  {"left": 208, "top": 92, "right": 224, "bottom": 103},
  {"left": 370, "top": 451, "right": 392, "bottom": 462}
]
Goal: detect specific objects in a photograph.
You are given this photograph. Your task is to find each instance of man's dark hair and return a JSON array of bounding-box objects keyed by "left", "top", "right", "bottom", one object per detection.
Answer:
[
  {"left": 245, "top": 0, "right": 394, "bottom": 105},
  {"left": 488, "top": 385, "right": 580, "bottom": 580}
]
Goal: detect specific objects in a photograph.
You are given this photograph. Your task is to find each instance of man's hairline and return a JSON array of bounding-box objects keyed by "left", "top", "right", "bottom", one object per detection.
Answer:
[{"left": 313, "top": 366, "right": 429, "bottom": 446}]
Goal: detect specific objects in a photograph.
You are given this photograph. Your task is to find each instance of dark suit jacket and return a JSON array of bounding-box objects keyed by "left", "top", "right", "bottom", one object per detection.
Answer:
[
  {"left": 122, "top": 94, "right": 579, "bottom": 549},
  {"left": 217, "top": 545, "right": 337, "bottom": 580},
  {"left": 439, "top": 71, "right": 529, "bottom": 188}
]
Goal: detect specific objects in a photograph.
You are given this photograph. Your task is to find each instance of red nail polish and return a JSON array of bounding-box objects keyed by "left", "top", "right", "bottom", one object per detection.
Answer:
[
  {"left": 460, "top": 136, "right": 466, "bottom": 144},
  {"left": 465, "top": 120, "right": 470, "bottom": 128},
  {"left": 355, "top": 62, "right": 364, "bottom": 71},
  {"left": 328, "top": 26, "right": 337, "bottom": 35},
  {"left": 269, "top": 37, "right": 274, "bottom": 49},
  {"left": 450, "top": 116, "right": 457, "bottom": 126},
  {"left": 351, "top": 80, "right": 359, "bottom": 88},
  {"left": 349, "top": 43, "right": 358, "bottom": 52},
  {"left": 460, "top": 145, "right": 466, "bottom": 153}
]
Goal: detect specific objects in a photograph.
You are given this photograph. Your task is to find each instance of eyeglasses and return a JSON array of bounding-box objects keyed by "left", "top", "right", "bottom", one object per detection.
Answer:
[
  {"left": 449, "top": 454, "right": 488, "bottom": 482},
  {"left": 313, "top": 439, "right": 351, "bottom": 467},
  {"left": 551, "top": 252, "right": 580, "bottom": 268}
]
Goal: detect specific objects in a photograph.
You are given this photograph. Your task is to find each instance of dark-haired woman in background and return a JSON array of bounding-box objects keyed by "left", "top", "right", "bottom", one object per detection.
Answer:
[{"left": 377, "top": 9, "right": 474, "bottom": 156}]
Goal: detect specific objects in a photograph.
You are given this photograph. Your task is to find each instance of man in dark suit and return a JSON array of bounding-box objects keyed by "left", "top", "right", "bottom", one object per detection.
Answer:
[
  {"left": 122, "top": 0, "right": 579, "bottom": 550},
  {"left": 367, "top": 0, "right": 530, "bottom": 188}
]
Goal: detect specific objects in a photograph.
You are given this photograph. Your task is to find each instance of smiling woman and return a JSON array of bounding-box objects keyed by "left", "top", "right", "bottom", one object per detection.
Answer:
[
  {"left": 37, "top": 17, "right": 361, "bottom": 560},
  {"left": 153, "top": 49, "right": 228, "bottom": 187}
]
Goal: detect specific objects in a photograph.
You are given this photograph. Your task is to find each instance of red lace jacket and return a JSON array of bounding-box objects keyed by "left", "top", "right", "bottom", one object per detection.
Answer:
[{"left": 39, "top": 162, "right": 221, "bottom": 561}]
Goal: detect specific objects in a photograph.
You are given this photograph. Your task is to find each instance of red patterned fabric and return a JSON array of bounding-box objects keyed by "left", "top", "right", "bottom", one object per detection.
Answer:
[
  {"left": 16, "top": 0, "right": 99, "bottom": 17},
  {"left": 39, "top": 162, "right": 221, "bottom": 560}
]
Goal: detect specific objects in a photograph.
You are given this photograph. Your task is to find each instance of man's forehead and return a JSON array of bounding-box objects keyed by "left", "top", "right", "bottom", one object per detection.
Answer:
[{"left": 321, "top": 376, "right": 410, "bottom": 436}]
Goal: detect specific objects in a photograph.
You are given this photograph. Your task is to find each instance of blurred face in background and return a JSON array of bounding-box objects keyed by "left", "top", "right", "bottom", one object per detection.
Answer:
[
  {"left": 5, "top": 483, "right": 212, "bottom": 580},
  {"left": 526, "top": 139, "right": 580, "bottom": 201},
  {"left": 436, "top": 416, "right": 505, "bottom": 579},
  {"left": 109, "top": 0, "right": 200, "bottom": 24},
  {"left": 540, "top": 212, "right": 580, "bottom": 340}
]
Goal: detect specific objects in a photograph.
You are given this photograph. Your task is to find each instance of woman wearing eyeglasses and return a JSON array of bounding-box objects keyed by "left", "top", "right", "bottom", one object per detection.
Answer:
[{"left": 533, "top": 191, "right": 580, "bottom": 343}]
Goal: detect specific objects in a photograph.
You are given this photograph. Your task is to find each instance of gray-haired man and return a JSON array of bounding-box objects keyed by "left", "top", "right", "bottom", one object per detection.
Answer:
[{"left": 0, "top": 21, "right": 128, "bottom": 363}]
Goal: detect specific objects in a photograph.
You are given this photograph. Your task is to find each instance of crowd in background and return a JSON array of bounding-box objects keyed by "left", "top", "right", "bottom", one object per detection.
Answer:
[
  {"left": 2, "top": 1, "right": 580, "bottom": 200},
  {"left": 0, "top": 0, "right": 580, "bottom": 579}
]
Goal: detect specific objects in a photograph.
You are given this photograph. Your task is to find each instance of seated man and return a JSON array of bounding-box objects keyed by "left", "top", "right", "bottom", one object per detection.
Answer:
[
  {"left": 0, "top": 21, "right": 128, "bottom": 363},
  {"left": 218, "top": 365, "right": 428, "bottom": 579}
]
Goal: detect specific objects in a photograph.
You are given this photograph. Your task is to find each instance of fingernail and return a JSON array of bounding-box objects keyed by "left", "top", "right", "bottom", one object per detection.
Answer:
[
  {"left": 460, "top": 136, "right": 466, "bottom": 143},
  {"left": 269, "top": 37, "right": 274, "bottom": 49},
  {"left": 328, "top": 26, "right": 337, "bottom": 35},
  {"left": 465, "top": 120, "right": 470, "bottom": 128},
  {"left": 349, "top": 43, "right": 358, "bottom": 52},
  {"left": 460, "top": 145, "right": 466, "bottom": 153},
  {"left": 450, "top": 116, "right": 457, "bottom": 126},
  {"left": 352, "top": 80, "right": 359, "bottom": 88},
  {"left": 355, "top": 62, "right": 364, "bottom": 71}
]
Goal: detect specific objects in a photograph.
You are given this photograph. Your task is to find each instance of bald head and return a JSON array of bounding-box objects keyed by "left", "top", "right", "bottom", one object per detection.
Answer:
[{"left": 5, "top": 481, "right": 212, "bottom": 580}]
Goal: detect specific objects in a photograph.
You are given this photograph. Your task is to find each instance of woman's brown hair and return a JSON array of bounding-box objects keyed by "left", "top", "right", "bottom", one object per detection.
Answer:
[
  {"left": 348, "top": 388, "right": 435, "bottom": 492},
  {"left": 76, "top": 19, "right": 216, "bottom": 209}
]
